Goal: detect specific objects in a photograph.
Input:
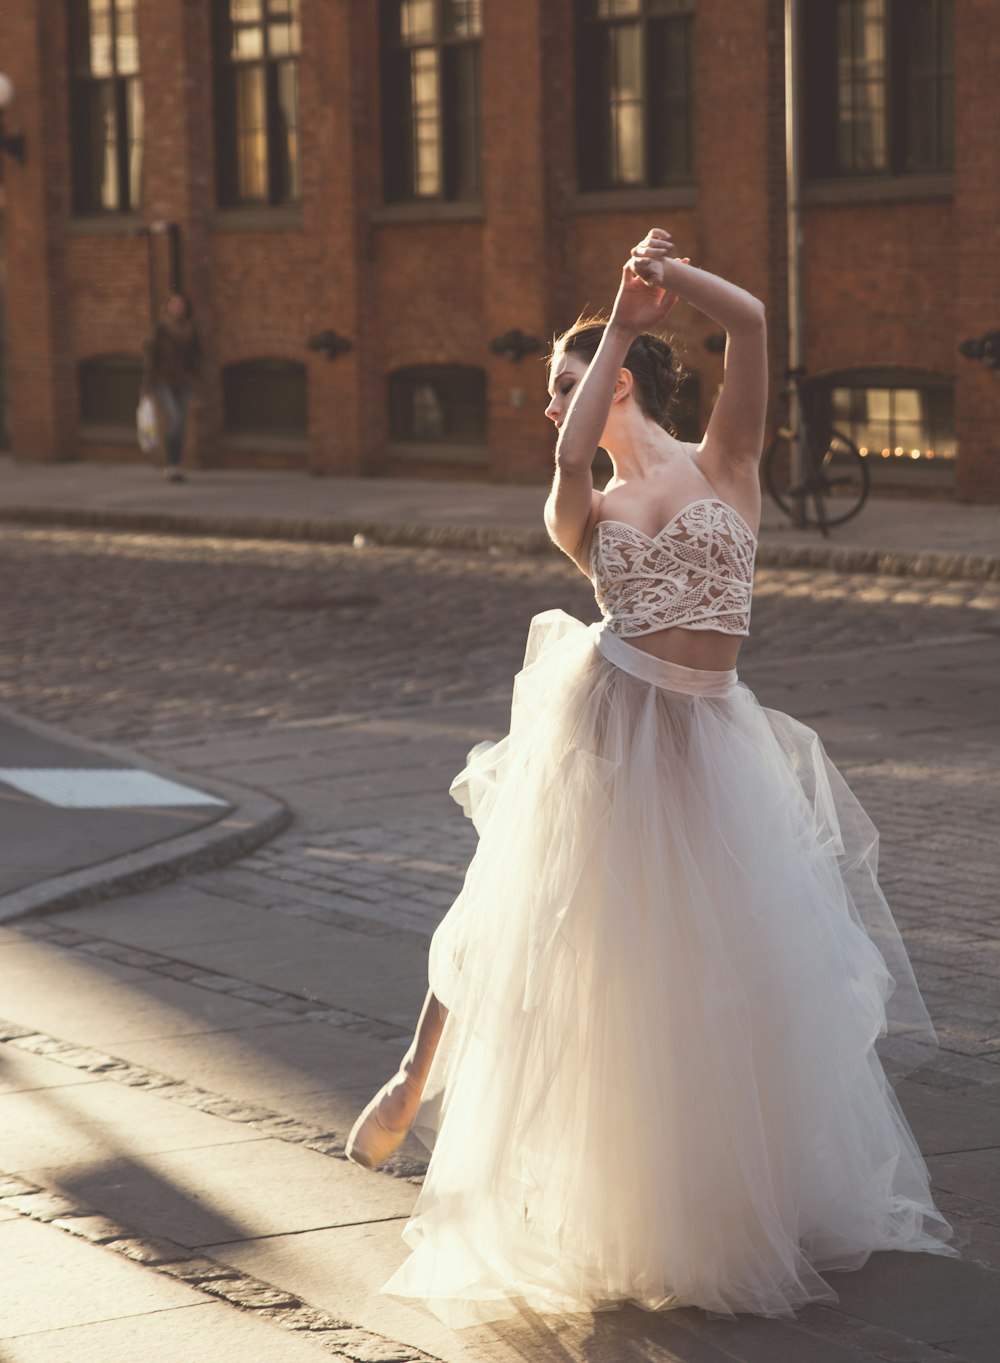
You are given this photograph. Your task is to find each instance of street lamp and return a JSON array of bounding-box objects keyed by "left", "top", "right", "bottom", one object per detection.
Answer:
[{"left": 0, "top": 73, "right": 27, "bottom": 166}]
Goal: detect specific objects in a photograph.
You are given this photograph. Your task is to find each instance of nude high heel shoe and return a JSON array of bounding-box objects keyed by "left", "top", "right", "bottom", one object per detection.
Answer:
[{"left": 345, "top": 1070, "right": 423, "bottom": 1170}]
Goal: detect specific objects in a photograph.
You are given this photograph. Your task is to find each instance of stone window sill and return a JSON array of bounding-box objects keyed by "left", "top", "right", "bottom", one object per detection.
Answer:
[
  {"left": 802, "top": 174, "right": 952, "bottom": 206},
  {"left": 66, "top": 214, "right": 145, "bottom": 237},
  {"left": 371, "top": 201, "right": 484, "bottom": 225},
  {"left": 212, "top": 205, "right": 304, "bottom": 232},
  {"left": 386, "top": 440, "right": 488, "bottom": 466},
  {"left": 571, "top": 185, "right": 697, "bottom": 214}
]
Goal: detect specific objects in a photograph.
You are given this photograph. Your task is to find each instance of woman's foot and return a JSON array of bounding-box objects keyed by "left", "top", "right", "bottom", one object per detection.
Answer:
[{"left": 345, "top": 1070, "right": 424, "bottom": 1170}]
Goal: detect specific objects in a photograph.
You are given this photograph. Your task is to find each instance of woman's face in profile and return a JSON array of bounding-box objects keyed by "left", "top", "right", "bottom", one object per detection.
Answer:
[{"left": 165, "top": 295, "right": 187, "bottom": 322}]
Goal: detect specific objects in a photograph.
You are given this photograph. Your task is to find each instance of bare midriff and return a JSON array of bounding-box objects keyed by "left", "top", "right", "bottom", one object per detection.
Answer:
[{"left": 618, "top": 625, "right": 743, "bottom": 672}]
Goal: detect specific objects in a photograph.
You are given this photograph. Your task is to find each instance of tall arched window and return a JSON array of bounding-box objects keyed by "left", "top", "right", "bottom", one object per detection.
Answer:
[
  {"left": 68, "top": 0, "right": 144, "bottom": 214},
  {"left": 213, "top": 0, "right": 302, "bottom": 207}
]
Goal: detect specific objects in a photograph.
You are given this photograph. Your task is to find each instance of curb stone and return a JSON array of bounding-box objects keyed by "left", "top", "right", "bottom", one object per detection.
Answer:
[
  {"left": 0, "top": 703, "right": 291, "bottom": 923},
  {"left": 3, "top": 505, "right": 998, "bottom": 582}
]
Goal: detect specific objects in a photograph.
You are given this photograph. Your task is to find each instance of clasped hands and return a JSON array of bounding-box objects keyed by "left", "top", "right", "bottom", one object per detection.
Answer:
[{"left": 611, "top": 228, "right": 690, "bottom": 334}]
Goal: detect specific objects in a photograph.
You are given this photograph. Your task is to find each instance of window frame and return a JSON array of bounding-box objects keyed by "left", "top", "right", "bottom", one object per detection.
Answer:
[
  {"left": 814, "top": 367, "right": 956, "bottom": 480},
  {"left": 212, "top": 0, "right": 303, "bottom": 209},
  {"left": 77, "top": 353, "right": 145, "bottom": 438},
  {"left": 802, "top": 0, "right": 954, "bottom": 183},
  {"left": 575, "top": 0, "right": 695, "bottom": 195},
  {"left": 221, "top": 358, "right": 309, "bottom": 440},
  {"left": 67, "top": 0, "right": 144, "bottom": 216},
  {"left": 380, "top": 0, "right": 483, "bottom": 205},
  {"left": 387, "top": 363, "right": 488, "bottom": 465}
]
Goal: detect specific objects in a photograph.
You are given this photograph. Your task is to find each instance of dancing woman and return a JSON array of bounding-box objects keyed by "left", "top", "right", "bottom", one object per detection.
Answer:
[{"left": 346, "top": 230, "right": 955, "bottom": 1324}]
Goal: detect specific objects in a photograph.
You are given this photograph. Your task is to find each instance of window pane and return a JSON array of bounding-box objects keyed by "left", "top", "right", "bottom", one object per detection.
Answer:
[
  {"left": 443, "top": 0, "right": 482, "bottom": 39},
  {"left": 231, "top": 0, "right": 263, "bottom": 21},
  {"left": 274, "top": 60, "right": 302, "bottom": 201},
  {"left": 125, "top": 75, "right": 143, "bottom": 207},
  {"left": 223, "top": 360, "right": 307, "bottom": 434},
  {"left": 390, "top": 366, "right": 487, "bottom": 443},
  {"left": 235, "top": 64, "right": 269, "bottom": 200},
  {"left": 446, "top": 42, "right": 480, "bottom": 197},
  {"left": 609, "top": 23, "right": 644, "bottom": 184},
  {"left": 835, "top": 0, "right": 886, "bottom": 172},
  {"left": 89, "top": 0, "right": 114, "bottom": 77},
  {"left": 233, "top": 25, "right": 265, "bottom": 59},
  {"left": 79, "top": 356, "right": 144, "bottom": 426},
  {"left": 596, "top": 0, "right": 641, "bottom": 16},
  {"left": 904, "top": 0, "right": 953, "bottom": 171},
  {"left": 410, "top": 47, "right": 442, "bottom": 196},
  {"left": 114, "top": 0, "right": 139, "bottom": 74},
  {"left": 649, "top": 15, "right": 692, "bottom": 184},
  {"left": 400, "top": 0, "right": 435, "bottom": 44},
  {"left": 268, "top": 15, "right": 301, "bottom": 55}
]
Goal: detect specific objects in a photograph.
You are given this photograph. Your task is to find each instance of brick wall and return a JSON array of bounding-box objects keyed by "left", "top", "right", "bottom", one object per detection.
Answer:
[{"left": 0, "top": 0, "right": 996, "bottom": 500}]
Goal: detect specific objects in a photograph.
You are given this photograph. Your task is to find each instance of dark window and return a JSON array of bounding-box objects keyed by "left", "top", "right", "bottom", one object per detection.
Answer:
[
  {"left": 68, "top": 0, "right": 144, "bottom": 214},
  {"left": 213, "top": 0, "right": 302, "bottom": 207},
  {"left": 381, "top": 0, "right": 482, "bottom": 203},
  {"left": 804, "top": 0, "right": 953, "bottom": 178},
  {"left": 222, "top": 359, "right": 307, "bottom": 435},
  {"left": 78, "top": 354, "right": 144, "bottom": 427},
  {"left": 576, "top": 0, "right": 694, "bottom": 192},
  {"left": 389, "top": 365, "right": 487, "bottom": 446},
  {"left": 825, "top": 370, "right": 955, "bottom": 477}
]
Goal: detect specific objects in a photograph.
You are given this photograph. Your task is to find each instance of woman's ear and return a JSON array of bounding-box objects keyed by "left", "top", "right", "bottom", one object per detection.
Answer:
[{"left": 613, "top": 367, "right": 634, "bottom": 404}]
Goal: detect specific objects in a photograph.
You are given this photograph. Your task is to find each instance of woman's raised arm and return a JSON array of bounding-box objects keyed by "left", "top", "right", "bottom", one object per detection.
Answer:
[{"left": 632, "top": 229, "right": 768, "bottom": 476}]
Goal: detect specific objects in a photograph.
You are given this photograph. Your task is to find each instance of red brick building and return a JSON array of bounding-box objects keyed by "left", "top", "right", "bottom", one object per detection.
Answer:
[{"left": 0, "top": 0, "right": 997, "bottom": 500}]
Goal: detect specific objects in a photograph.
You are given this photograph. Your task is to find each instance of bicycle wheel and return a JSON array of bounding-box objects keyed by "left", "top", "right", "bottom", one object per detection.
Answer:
[
  {"left": 762, "top": 431, "right": 801, "bottom": 520},
  {"left": 816, "top": 429, "right": 870, "bottom": 526},
  {"left": 763, "top": 429, "right": 869, "bottom": 528}
]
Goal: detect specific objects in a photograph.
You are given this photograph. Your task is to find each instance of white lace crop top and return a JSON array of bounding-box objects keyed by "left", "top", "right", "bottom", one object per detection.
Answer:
[{"left": 589, "top": 498, "right": 757, "bottom": 638}]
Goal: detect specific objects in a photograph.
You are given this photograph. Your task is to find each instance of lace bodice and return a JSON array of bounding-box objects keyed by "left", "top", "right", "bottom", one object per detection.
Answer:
[{"left": 589, "top": 498, "right": 757, "bottom": 637}]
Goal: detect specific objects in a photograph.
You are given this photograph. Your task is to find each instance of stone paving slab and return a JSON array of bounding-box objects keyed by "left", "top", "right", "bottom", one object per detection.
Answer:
[
  {"left": 0, "top": 1045, "right": 104, "bottom": 1095},
  {"left": 0, "top": 1215, "right": 204, "bottom": 1339},
  {"left": 0, "top": 1301, "right": 343, "bottom": 1363},
  {"left": 0, "top": 1079, "right": 266, "bottom": 1170},
  {"left": 34, "top": 1138, "right": 414, "bottom": 1249}
]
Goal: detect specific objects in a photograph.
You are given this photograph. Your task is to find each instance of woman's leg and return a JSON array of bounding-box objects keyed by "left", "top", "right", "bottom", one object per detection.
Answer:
[{"left": 346, "top": 989, "right": 448, "bottom": 1168}]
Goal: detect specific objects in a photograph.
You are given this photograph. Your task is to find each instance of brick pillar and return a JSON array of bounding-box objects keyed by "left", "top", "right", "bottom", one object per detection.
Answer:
[
  {"left": 138, "top": 0, "right": 220, "bottom": 467},
  {"left": 2, "top": 4, "right": 75, "bottom": 461},
  {"left": 480, "top": 0, "right": 554, "bottom": 483},
  {"left": 305, "top": 0, "right": 371, "bottom": 476},
  {"left": 954, "top": 1, "right": 1000, "bottom": 503},
  {"left": 695, "top": 0, "right": 781, "bottom": 432}
]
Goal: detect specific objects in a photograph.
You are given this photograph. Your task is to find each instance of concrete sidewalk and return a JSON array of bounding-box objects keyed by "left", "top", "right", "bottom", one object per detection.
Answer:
[{"left": 2, "top": 456, "right": 998, "bottom": 579}]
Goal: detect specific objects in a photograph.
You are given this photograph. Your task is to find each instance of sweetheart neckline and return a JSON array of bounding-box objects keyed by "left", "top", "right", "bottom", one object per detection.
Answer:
[{"left": 590, "top": 498, "right": 760, "bottom": 553}]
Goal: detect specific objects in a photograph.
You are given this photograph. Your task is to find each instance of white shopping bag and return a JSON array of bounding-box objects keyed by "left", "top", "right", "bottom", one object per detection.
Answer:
[{"left": 136, "top": 394, "right": 159, "bottom": 455}]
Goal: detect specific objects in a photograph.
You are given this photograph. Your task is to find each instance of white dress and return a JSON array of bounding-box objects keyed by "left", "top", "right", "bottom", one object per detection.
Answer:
[{"left": 382, "top": 500, "right": 955, "bottom": 1325}]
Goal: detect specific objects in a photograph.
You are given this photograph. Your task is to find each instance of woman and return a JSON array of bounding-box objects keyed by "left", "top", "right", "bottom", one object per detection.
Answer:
[
  {"left": 141, "top": 293, "right": 201, "bottom": 482},
  {"left": 346, "top": 229, "right": 955, "bottom": 1324}
]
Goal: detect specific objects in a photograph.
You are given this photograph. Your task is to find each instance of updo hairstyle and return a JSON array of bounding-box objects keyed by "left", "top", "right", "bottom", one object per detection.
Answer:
[{"left": 548, "top": 316, "right": 685, "bottom": 434}]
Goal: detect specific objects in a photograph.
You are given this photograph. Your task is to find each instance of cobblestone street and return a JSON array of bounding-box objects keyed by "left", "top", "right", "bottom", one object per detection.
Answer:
[
  {"left": 1, "top": 523, "right": 999, "bottom": 1363},
  {"left": 2, "top": 525, "right": 998, "bottom": 741}
]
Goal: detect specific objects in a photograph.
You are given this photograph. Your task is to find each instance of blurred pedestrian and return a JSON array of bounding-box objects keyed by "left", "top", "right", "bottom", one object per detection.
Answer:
[{"left": 141, "top": 293, "right": 201, "bottom": 482}]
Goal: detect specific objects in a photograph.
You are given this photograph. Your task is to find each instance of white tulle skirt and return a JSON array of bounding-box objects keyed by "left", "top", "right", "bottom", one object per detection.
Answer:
[{"left": 382, "top": 609, "right": 955, "bottom": 1325}]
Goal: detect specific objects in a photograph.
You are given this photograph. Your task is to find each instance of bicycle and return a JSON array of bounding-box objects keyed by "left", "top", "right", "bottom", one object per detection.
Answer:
[{"left": 762, "top": 368, "right": 870, "bottom": 534}]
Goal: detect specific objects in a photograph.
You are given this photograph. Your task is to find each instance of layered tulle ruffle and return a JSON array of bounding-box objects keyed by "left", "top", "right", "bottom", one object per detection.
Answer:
[{"left": 383, "top": 609, "right": 955, "bottom": 1325}]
